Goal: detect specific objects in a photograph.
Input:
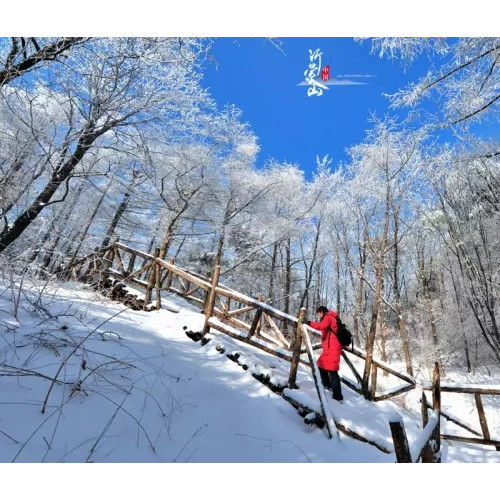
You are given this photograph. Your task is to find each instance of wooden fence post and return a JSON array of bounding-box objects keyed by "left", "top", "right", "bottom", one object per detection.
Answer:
[
  {"left": 201, "top": 265, "right": 220, "bottom": 336},
  {"left": 288, "top": 307, "right": 306, "bottom": 389},
  {"left": 256, "top": 293, "right": 263, "bottom": 337},
  {"left": 202, "top": 270, "right": 211, "bottom": 313},
  {"left": 474, "top": 393, "right": 500, "bottom": 451},
  {"left": 430, "top": 361, "right": 441, "bottom": 462},
  {"left": 247, "top": 308, "right": 263, "bottom": 339},
  {"left": 164, "top": 258, "right": 175, "bottom": 290},
  {"left": 301, "top": 323, "right": 340, "bottom": 441},
  {"left": 155, "top": 256, "right": 162, "bottom": 311},
  {"left": 421, "top": 391, "right": 429, "bottom": 427},
  {"left": 389, "top": 416, "right": 412, "bottom": 463},
  {"left": 420, "top": 391, "right": 438, "bottom": 462},
  {"left": 144, "top": 248, "right": 160, "bottom": 310}
]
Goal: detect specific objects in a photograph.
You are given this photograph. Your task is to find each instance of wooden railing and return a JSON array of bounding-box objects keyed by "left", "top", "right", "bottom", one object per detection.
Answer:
[
  {"left": 322, "top": 342, "right": 416, "bottom": 402},
  {"left": 79, "top": 242, "right": 298, "bottom": 353},
  {"left": 391, "top": 361, "right": 500, "bottom": 461},
  {"left": 390, "top": 362, "right": 441, "bottom": 463},
  {"left": 70, "top": 242, "right": 500, "bottom": 456},
  {"left": 422, "top": 378, "right": 500, "bottom": 450},
  {"left": 71, "top": 241, "right": 419, "bottom": 404}
]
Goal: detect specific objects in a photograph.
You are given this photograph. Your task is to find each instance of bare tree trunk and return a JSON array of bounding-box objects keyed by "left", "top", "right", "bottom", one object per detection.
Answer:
[
  {"left": 268, "top": 241, "right": 278, "bottom": 303},
  {"left": 380, "top": 326, "right": 389, "bottom": 377},
  {"left": 288, "top": 308, "right": 306, "bottom": 389},
  {"left": 353, "top": 239, "right": 366, "bottom": 346},
  {"left": 392, "top": 205, "right": 414, "bottom": 376},
  {"left": 101, "top": 173, "right": 136, "bottom": 249},
  {"left": 299, "top": 219, "right": 321, "bottom": 310},
  {"left": 374, "top": 274, "right": 388, "bottom": 375},
  {"left": 362, "top": 177, "right": 391, "bottom": 399},
  {"left": 159, "top": 230, "right": 173, "bottom": 261},
  {"left": 65, "top": 177, "right": 112, "bottom": 273},
  {"left": 158, "top": 184, "right": 202, "bottom": 260},
  {"left": 214, "top": 204, "right": 232, "bottom": 270},
  {"left": 0, "top": 125, "right": 105, "bottom": 254},
  {"left": 137, "top": 219, "right": 162, "bottom": 279},
  {"left": 313, "top": 263, "right": 322, "bottom": 312},
  {"left": 0, "top": 157, "right": 47, "bottom": 224},
  {"left": 448, "top": 262, "right": 472, "bottom": 372},
  {"left": 284, "top": 238, "right": 291, "bottom": 315},
  {"left": 41, "top": 185, "right": 85, "bottom": 272},
  {"left": 215, "top": 232, "right": 224, "bottom": 268},
  {"left": 335, "top": 247, "right": 341, "bottom": 313},
  {"left": 283, "top": 237, "right": 292, "bottom": 337},
  {"left": 419, "top": 254, "right": 441, "bottom": 366}
]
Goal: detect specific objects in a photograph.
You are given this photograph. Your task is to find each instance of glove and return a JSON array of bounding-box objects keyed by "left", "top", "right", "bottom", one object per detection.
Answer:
[{"left": 299, "top": 317, "right": 310, "bottom": 325}]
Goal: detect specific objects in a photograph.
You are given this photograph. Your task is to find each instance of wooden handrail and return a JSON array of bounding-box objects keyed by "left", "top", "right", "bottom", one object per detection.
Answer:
[
  {"left": 422, "top": 383, "right": 500, "bottom": 395},
  {"left": 300, "top": 324, "right": 339, "bottom": 440},
  {"left": 106, "top": 242, "right": 423, "bottom": 405},
  {"left": 214, "top": 286, "right": 298, "bottom": 325},
  {"left": 100, "top": 242, "right": 500, "bottom": 451}
]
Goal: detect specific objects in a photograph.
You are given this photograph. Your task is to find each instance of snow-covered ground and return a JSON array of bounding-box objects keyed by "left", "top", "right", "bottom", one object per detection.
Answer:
[{"left": 1, "top": 281, "right": 499, "bottom": 463}]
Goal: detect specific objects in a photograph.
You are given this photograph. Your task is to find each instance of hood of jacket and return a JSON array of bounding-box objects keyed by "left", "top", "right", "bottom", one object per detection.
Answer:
[{"left": 326, "top": 310, "right": 338, "bottom": 320}]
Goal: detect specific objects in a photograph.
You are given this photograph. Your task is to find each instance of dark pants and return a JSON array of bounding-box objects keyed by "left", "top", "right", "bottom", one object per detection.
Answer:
[{"left": 319, "top": 368, "right": 343, "bottom": 400}]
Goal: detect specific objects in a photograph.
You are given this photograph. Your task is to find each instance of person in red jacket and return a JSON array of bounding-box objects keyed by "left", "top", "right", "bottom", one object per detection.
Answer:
[{"left": 305, "top": 306, "right": 343, "bottom": 401}]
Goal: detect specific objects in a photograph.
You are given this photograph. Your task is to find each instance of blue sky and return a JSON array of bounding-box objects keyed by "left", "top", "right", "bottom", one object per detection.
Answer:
[{"left": 202, "top": 37, "right": 435, "bottom": 177}]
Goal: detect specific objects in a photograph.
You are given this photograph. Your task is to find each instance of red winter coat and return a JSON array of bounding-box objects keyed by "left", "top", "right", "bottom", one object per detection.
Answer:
[{"left": 309, "top": 310, "right": 342, "bottom": 371}]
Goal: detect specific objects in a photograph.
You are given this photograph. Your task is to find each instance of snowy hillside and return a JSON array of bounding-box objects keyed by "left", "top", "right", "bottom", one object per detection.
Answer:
[{"left": 1, "top": 281, "right": 498, "bottom": 463}]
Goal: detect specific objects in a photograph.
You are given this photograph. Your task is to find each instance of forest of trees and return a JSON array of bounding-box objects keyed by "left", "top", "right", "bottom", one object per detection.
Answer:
[{"left": 1, "top": 37, "right": 499, "bottom": 376}]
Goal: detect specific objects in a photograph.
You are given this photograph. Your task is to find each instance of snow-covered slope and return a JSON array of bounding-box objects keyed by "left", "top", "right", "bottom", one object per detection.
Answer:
[{"left": 0, "top": 282, "right": 498, "bottom": 463}]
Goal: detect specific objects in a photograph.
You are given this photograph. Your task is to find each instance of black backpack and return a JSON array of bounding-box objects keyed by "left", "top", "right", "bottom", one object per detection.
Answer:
[{"left": 334, "top": 316, "right": 353, "bottom": 348}]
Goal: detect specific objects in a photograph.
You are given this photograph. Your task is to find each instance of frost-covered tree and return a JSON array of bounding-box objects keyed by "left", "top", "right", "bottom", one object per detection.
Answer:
[
  {"left": 358, "top": 37, "right": 500, "bottom": 130},
  {"left": 420, "top": 145, "right": 500, "bottom": 365},
  {"left": 331, "top": 118, "right": 427, "bottom": 384},
  {"left": 0, "top": 37, "right": 89, "bottom": 87},
  {"left": 0, "top": 37, "right": 210, "bottom": 254}
]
